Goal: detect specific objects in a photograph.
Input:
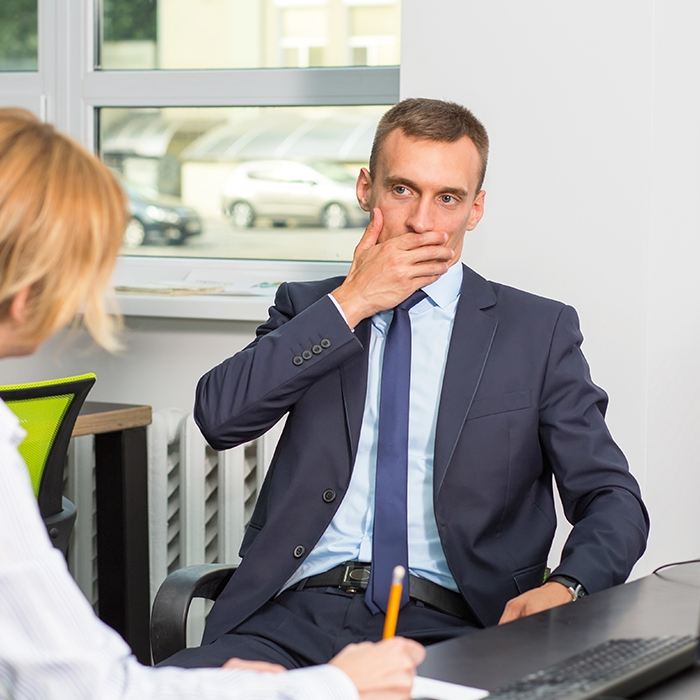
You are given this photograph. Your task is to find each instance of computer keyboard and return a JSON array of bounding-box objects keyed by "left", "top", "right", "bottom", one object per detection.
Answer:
[{"left": 486, "top": 636, "right": 698, "bottom": 699}]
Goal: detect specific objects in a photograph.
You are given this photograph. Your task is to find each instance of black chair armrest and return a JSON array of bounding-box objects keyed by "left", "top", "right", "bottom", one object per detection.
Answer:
[{"left": 150, "top": 563, "right": 236, "bottom": 664}]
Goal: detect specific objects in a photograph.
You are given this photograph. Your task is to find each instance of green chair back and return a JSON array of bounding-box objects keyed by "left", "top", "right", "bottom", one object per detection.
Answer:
[{"left": 0, "top": 373, "right": 96, "bottom": 550}]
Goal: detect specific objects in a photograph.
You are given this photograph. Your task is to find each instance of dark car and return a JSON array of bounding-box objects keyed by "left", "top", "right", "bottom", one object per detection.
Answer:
[{"left": 123, "top": 182, "right": 203, "bottom": 247}]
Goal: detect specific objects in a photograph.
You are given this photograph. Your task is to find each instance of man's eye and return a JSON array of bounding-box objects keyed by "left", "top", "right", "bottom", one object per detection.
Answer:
[
  {"left": 393, "top": 185, "right": 408, "bottom": 195},
  {"left": 440, "top": 194, "right": 456, "bottom": 204}
]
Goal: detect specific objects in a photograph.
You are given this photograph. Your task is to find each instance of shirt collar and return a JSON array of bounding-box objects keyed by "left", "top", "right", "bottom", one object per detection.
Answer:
[
  {"left": 372, "top": 263, "right": 463, "bottom": 332},
  {"left": 422, "top": 261, "right": 463, "bottom": 309}
]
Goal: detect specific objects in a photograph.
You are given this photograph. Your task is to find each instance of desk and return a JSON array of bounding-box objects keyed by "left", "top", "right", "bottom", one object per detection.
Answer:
[
  {"left": 74, "top": 401, "right": 152, "bottom": 663},
  {"left": 419, "top": 564, "right": 700, "bottom": 698}
]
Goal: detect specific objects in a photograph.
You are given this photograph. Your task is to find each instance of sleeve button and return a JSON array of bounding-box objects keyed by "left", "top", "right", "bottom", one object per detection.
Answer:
[
  {"left": 302, "top": 349, "right": 312, "bottom": 360},
  {"left": 322, "top": 488, "right": 336, "bottom": 503},
  {"left": 320, "top": 338, "right": 331, "bottom": 349},
  {"left": 292, "top": 355, "right": 303, "bottom": 366},
  {"left": 312, "top": 344, "right": 322, "bottom": 355},
  {"left": 293, "top": 545, "right": 306, "bottom": 558}
]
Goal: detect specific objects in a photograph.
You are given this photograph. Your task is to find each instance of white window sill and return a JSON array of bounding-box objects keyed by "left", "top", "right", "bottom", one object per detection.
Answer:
[
  {"left": 115, "top": 293, "right": 275, "bottom": 322},
  {"left": 112, "top": 256, "right": 349, "bottom": 321}
]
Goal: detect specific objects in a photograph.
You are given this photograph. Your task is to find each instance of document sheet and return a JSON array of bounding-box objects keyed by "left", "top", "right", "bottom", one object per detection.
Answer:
[{"left": 412, "top": 675, "right": 489, "bottom": 699}]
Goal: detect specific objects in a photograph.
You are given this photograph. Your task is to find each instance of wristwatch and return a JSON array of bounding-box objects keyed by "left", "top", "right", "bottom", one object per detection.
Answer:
[{"left": 548, "top": 575, "right": 587, "bottom": 601}]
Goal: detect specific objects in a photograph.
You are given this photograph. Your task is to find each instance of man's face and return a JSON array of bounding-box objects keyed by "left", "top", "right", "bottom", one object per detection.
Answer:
[{"left": 356, "top": 129, "right": 485, "bottom": 264}]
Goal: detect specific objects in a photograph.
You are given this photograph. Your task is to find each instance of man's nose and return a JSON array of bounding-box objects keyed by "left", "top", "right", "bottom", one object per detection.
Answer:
[{"left": 405, "top": 198, "right": 435, "bottom": 234}]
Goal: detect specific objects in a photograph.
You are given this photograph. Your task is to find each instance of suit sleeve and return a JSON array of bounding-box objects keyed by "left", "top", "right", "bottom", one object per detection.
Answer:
[
  {"left": 194, "top": 284, "right": 362, "bottom": 450},
  {"left": 538, "top": 305, "right": 649, "bottom": 593}
]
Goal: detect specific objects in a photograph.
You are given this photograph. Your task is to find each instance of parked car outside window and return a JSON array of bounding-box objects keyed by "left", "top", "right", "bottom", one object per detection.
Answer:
[
  {"left": 220, "top": 160, "right": 368, "bottom": 230},
  {"left": 123, "top": 181, "right": 204, "bottom": 248}
]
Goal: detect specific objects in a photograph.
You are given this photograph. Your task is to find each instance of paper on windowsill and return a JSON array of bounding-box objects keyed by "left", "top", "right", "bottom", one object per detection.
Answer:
[
  {"left": 412, "top": 675, "right": 489, "bottom": 700},
  {"left": 114, "top": 281, "right": 278, "bottom": 296}
]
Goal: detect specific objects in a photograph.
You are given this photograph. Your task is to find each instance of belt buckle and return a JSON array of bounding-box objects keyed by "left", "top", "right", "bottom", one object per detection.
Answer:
[{"left": 341, "top": 563, "right": 370, "bottom": 593}]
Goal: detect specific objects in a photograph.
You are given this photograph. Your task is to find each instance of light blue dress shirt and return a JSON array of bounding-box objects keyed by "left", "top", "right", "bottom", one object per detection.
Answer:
[{"left": 284, "top": 263, "right": 463, "bottom": 592}]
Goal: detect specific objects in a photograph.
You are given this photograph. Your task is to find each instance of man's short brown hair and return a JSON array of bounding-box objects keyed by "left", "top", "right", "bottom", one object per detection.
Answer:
[{"left": 369, "top": 98, "right": 489, "bottom": 190}]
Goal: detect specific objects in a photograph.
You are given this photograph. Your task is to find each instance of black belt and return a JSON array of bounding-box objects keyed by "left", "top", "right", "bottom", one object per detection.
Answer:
[{"left": 296, "top": 561, "right": 474, "bottom": 621}]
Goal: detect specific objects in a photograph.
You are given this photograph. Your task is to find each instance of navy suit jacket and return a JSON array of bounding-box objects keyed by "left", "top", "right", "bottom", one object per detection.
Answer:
[{"left": 195, "top": 264, "right": 649, "bottom": 642}]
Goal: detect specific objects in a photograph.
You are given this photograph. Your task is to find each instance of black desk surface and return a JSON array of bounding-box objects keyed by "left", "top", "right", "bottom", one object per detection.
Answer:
[{"left": 419, "top": 563, "right": 700, "bottom": 698}]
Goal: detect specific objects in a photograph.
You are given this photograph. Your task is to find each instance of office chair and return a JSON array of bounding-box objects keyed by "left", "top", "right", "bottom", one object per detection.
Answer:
[
  {"left": 151, "top": 563, "right": 237, "bottom": 664},
  {"left": 150, "top": 564, "right": 551, "bottom": 663},
  {"left": 0, "top": 373, "right": 96, "bottom": 556}
]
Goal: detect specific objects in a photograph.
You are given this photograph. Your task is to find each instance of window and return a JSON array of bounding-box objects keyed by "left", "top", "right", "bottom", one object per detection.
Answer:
[
  {"left": 0, "top": 1, "right": 399, "bottom": 299},
  {"left": 90, "top": 0, "right": 400, "bottom": 263},
  {"left": 101, "top": 104, "right": 385, "bottom": 261},
  {"left": 0, "top": 0, "right": 42, "bottom": 120},
  {"left": 0, "top": 0, "right": 37, "bottom": 71}
]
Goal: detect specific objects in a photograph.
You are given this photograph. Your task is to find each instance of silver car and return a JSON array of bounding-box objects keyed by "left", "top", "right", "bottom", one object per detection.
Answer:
[{"left": 221, "top": 160, "right": 368, "bottom": 230}]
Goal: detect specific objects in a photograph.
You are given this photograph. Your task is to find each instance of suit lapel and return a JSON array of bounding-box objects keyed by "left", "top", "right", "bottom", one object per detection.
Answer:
[
  {"left": 433, "top": 265, "right": 498, "bottom": 496},
  {"left": 340, "top": 317, "right": 371, "bottom": 471}
]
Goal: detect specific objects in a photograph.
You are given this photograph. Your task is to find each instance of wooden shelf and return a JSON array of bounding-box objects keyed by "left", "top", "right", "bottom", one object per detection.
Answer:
[{"left": 73, "top": 401, "right": 152, "bottom": 437}]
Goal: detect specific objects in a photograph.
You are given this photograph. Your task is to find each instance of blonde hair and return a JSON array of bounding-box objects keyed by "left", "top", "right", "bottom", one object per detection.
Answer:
[{"left": 0, "top": 108, "right": 126, "bottom": 350}]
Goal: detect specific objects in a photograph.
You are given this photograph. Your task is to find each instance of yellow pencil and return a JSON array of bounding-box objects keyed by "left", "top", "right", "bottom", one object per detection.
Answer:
[{"left": 382, "top": 565, "right": 406, "bottom": 639}]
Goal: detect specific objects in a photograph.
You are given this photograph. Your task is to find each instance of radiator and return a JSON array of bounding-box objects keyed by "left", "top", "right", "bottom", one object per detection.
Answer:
[{"left": 65, "top": 410, "right": 282, "bottom": 645}]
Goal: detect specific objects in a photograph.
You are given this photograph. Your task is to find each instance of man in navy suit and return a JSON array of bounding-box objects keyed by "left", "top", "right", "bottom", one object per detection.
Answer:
[{"left": 165, "top": 98, "right": 649, "bottom": 669}]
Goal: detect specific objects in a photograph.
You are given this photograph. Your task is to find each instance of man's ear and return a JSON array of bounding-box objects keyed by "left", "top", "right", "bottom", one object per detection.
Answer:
[
  {"left": 9, "top": 286, "right": 31, "bottom": 325},
  {"left": 465, "top": 189, "right": 486, "bottom": 231},
  {"left": 356, "top": 167, "right": 373, "bottom": 212}
]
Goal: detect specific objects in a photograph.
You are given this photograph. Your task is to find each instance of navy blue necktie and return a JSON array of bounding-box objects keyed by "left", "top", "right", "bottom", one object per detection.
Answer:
[{"left": 366, "top": 289, "right": 427, "bottom": 614}]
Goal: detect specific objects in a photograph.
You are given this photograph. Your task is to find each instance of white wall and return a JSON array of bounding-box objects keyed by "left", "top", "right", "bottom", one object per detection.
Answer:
[
  {"left": 3, "top": 0, "right": 698, "bottom": 575},
  {"left": 0, "top": 317, "right": 259, "bottom": 415},
  {"left": 402, "top": 0, "right": 700, "bottom": 572},
  {"left": 645, "top": 2, "right": 700, "bottom": 568}
]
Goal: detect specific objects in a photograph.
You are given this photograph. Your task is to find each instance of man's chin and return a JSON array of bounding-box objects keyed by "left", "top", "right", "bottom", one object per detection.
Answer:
[{"left": 446, "top": 251, "right": 461, "bottom": 268}]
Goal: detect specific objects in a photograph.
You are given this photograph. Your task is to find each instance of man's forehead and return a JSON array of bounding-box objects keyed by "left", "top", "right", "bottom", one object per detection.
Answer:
[{"left": 375, "top": 130, "right": 481, "bottom": 190}]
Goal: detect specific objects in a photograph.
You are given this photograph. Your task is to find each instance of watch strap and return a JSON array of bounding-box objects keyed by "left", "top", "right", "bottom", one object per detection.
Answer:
[{"left": 548, "top": 574, "right": 587, "bottom": 601}]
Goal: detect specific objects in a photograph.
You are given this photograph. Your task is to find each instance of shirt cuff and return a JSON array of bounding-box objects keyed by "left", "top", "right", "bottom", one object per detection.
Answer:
[
  {"left": 282, "top": 664, "right": 360, "bottom": 700},
  {"left": 327, "top": 293, "right": 354, "bottom": 332}
]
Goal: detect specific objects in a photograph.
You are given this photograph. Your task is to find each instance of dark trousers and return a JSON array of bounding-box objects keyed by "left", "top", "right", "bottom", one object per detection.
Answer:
[{"left": 160, "top": 586, "right": 480, "bottom": 669}]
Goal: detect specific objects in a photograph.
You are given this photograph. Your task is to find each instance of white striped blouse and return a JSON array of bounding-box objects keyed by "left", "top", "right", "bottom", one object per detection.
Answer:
[{"left": 0, "top": 399, "right": 357, "bottom": 700}]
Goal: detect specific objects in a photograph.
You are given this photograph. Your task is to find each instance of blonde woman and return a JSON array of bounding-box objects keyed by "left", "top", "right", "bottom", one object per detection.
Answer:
[{"left": 0, "top": 108, "right": 423, "bottom": 700}]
